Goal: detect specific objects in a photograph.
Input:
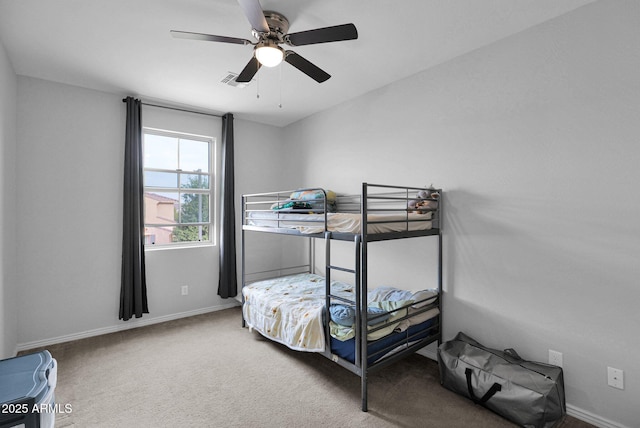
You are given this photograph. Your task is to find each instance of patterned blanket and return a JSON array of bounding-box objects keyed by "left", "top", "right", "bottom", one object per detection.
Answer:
[
  {"left": 242, "top": 273, "right": 439, "bottom": 352},
  {"left": 242, "top": 273, "right": 355, "bottom": 352}
]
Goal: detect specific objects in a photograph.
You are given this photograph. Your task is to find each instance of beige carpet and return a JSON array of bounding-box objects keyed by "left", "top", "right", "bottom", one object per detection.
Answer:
[{"left": 25, "top": 307, "right": 593, "bottom": 428}]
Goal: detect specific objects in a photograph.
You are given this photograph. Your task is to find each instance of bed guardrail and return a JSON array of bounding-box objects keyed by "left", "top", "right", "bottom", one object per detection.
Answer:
[
  {"left": 360, "top": 183, "right": 441, "bottom": 238},
  {"left": 242, "top": 183, "right": 441, "bottom": 239},
  {"left": 243, "top": 187, "right": 330, "bottom": 234}
]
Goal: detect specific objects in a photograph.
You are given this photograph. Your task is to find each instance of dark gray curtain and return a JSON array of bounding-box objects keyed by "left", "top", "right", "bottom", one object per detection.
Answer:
[
  {"left": 218, "top": 113, "right": 237, "bottom": 298},
  {"left": 120, "top": 97, "right": 149, "bottom": 320}
]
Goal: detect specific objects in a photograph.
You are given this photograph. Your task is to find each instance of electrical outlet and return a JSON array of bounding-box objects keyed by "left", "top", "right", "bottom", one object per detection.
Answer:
[
  {"left": 608, "top": 367, "right": 624, "bottom": 390},
  {"left": 181, "top": 285, "right": 189, "bottom": 296},
  {"left": 549, "top": 350, "right": 563, "bottom": 368}
]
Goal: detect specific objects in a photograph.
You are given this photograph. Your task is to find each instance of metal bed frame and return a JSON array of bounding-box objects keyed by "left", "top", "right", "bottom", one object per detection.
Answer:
[{"left": 241, "top": 183, "right": 443, "bottom": 411}]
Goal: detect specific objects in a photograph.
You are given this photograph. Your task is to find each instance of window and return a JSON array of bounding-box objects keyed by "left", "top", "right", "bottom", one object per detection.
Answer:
[{"left": 143, "top": 128, "right": 214, "bottom": 246}]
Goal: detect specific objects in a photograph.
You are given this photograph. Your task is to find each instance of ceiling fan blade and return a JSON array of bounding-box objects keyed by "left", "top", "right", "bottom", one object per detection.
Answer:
[
  {"left": 171, "top": 30, "right": 253, "bottom": 45},
  {"left": 236, "top": 56, "right": 261, "bottom": 82},
  {"left": 285, "top": 23, "right": 358, "bottom": 46},
  {"left": 237, "top": 0, "right": 269, "bottom": 33},
  {"left": 284, "top": 51, "right": 330, "bottom": 83}
]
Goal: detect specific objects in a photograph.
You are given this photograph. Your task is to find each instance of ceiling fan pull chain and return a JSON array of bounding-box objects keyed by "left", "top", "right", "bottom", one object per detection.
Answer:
[
  {"left": 278, "top": 63, "right": 283, "bottom": 108},
  {"left": 256, "top": 71, "right": 260, "bottom": 99}
]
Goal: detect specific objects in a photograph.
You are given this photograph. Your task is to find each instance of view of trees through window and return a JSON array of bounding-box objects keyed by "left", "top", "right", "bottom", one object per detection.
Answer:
[{"left": 142, "top": 129, "right": 213, "bottom": 246}]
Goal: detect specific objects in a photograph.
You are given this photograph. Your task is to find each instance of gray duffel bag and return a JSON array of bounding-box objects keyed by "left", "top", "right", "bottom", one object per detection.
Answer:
[{"left": 438, "top": 332, "right": 566, "bottom": 428}]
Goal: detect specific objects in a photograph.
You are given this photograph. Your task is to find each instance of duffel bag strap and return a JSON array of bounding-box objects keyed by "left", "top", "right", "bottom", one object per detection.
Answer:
[{"left": 465, "top": 368, "right": 502, "bottom": 404}]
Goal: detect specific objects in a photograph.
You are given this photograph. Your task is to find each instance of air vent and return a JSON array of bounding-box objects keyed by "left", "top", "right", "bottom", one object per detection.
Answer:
[{"left": 220, "top": 72, "right": 251, "bottom": 88}]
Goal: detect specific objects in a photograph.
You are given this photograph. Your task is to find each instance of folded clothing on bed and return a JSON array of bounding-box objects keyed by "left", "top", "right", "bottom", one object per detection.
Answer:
[
  {"left": 270, "top": 189, "right": 337, "bottom": 213},
  {"left": 366, "top": 286, "right": 440, "bottom": 333},
  {"left": 271, "top": 201, "right": 312, "bottom": 211},
  {"left": 330, "top": 300, "right": 414, "bottom": 341},
  {"left": 329, "top": 304, "right": 390, "bottom": 327}
]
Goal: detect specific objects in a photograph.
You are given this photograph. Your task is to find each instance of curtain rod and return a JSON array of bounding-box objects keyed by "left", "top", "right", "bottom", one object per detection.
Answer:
[{"left": 122, "top": 98, "right": 223, "bottom": 118}]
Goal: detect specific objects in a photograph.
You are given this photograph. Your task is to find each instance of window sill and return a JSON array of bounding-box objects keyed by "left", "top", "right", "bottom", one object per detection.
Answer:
[{"left": 144, "top": 243, "right": 216, "bottom": 252}]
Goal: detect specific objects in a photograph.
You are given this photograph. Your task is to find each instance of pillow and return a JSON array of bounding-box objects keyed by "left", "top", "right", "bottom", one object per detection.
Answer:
[
  {"left": 368, "top": 286, "right": 413, "bottom": 303},
  {"left": 368, "top": 286, "right": 437, "bottom": 308},
  {"left": 411, "top": 289, "right": 438, "bottom": 308},
  {"left": 329, "top": 304, "right": 391, "bottom": 327}
]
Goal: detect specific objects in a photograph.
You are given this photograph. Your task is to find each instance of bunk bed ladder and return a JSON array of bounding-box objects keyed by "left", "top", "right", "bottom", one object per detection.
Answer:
[{"left": 324, "top": 231, "right": 368, "bottom": 411}]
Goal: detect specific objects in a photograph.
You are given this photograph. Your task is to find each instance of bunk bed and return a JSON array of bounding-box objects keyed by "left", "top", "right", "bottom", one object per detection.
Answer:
[{"left": 241, "top": 183, "right": 442, "bottom": 411}]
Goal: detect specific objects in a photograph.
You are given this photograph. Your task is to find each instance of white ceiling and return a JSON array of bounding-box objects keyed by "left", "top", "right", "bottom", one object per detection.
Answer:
[{"left": 0, "top": 0, "right": 595, "bottom": 127}]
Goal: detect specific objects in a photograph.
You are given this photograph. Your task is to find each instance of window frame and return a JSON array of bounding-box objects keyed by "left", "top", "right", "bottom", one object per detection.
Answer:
[{"left": 142, "top": 127, "right": 216, "bottom": 248}]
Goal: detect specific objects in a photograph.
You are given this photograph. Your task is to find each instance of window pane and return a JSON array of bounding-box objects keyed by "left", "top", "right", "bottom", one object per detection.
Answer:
[
  {"left": 145, "top": 134, "right": 178, "bottom": 170},
  {"left": 144, "top": 225, "right": 175, "bottom": 245},
  {"left": 179, "top": 193, "right": 209, "bottom": 223},
  {"left": 172, "top": 224, "right": 209, "bottom": 243},
  {"left": 180, "top": 173, "right": 209, "bottom": 189},
  {"left": 145, "top": 171, "right": 178, "bottom": 188},
  {"left": 180, "top": 139, "right": 209, "bottom": 173},
  {"left": 143, "top": 129, "right": 213, "bottom": 246},
  {"left": 144, "top": 191, "right": 178, "bottom": 224}
]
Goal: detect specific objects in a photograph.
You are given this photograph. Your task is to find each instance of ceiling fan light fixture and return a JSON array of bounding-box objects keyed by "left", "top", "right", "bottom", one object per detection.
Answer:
[
  {"left": 172, "top": 3, "right": 358, "bottom": 83},
  {"left": 255, "top": 41, "right": 284, "bottom": 67}
]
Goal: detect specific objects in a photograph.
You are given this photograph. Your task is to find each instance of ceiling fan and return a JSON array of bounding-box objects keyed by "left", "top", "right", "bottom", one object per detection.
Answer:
[{"left": 171, "top": 0, "right": 358, "bottom": 83}]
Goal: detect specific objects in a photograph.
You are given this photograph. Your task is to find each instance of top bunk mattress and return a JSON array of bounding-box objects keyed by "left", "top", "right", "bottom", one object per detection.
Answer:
[{"left": 245, "top": 211, "right": 433, "bottom": 235}]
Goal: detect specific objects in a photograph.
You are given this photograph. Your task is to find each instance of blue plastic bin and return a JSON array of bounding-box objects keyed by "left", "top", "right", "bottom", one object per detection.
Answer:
[{"left": 0, "top": 350, "right": 57, "bottom": 428}]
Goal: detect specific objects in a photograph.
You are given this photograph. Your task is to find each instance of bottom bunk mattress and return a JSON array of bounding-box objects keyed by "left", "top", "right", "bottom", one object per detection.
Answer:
[
  {"left": 242, "top": 273, "right": 354, "bottom": 352},
  {"left": 331, "top": 318, "right": 438, "bottom": 366},
  {"left": 242, "top": 273, "right": 439, "bottom": 356}
]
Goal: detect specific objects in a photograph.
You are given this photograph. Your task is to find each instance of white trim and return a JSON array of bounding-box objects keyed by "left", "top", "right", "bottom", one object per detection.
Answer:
[
  {"left": 15, "top": 302, "right": 240, "bottom": 352},
  {"left": 566, "top": 405, "right": 629, "bottom": 428}
]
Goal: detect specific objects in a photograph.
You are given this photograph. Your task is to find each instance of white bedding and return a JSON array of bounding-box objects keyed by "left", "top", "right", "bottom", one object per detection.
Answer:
[
  {"left": 246, "top": 211, "right": 432, "bottom": 234},
  {"left": 242, "top": 273, "right": 439, "bottom": 352},
  {"left": 242, "top": 273, "right": 354, "bottom": 352}
]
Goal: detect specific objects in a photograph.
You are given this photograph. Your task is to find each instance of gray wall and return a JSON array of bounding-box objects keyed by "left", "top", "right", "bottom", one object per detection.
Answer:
[
  {"left": 13, "top": 76, "right": 287, "bottom": 347},
  {"left": 0, "top": 35, "right": 18, "bottom": 359},
  {"left": 283, "top": 1, "right": 639, "bottom": 426}
]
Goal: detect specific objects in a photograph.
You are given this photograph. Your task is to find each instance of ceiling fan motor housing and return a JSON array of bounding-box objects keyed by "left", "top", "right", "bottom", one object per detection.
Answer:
[{"left": 252, "top": 10, "right": 289, "bottom": 42}]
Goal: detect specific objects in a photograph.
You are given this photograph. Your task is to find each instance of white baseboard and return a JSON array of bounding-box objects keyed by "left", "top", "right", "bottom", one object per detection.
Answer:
[
  {"left": 15, "top": 302, "right": 240, "bottom": 352},
  {"left": 566, "top": 405, "right": 629, "bottom": 428}
]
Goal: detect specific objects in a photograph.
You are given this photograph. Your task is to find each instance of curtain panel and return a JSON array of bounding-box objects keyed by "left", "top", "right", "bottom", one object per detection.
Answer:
[
  {"left": 120, "top": 96, "right": 149, "bottom": 320},
  {"left": 218, "top": 113, "right": 237, "bottom": 298}
]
